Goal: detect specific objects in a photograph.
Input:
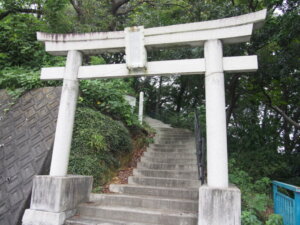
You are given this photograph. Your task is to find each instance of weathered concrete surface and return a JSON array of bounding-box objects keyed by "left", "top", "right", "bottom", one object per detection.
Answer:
[
  {"left": 0, "top": 87, "right": 61, "bottom": 225},
  {"left": 198, "top": 185, "right": 241, "bottom": 225},
  {"left": 204, "top": 39, "right": 228, "bottom": 188},
  {"left": 36, "top": 9, "right": 266, "bottom": 56},
  {"left": 30, "top": 175, "right": 93, "bottom": 212},
  {"left": 22, "top": 209, "right": 76, "bottom": 225},
  {"left": 49, "top": 51, "right": 82, "bottom": 176},
  {"left": 22, "top": 175, "right": 92, "bottom": 225}
]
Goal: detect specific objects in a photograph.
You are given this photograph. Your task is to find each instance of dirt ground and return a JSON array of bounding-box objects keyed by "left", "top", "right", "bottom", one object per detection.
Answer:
[{"left": 101, "top": 139, "right": 149, "bottom": 193}]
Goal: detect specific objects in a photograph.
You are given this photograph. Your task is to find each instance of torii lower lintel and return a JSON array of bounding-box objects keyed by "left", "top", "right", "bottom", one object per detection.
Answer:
[{"left": 41, "top": 56, "right": 258, "bottom": 80}]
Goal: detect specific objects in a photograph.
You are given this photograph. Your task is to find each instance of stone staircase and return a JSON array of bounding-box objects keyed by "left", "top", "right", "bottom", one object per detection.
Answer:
[{"left": 65, "top": 117, "right": 200, "bottom": 225}]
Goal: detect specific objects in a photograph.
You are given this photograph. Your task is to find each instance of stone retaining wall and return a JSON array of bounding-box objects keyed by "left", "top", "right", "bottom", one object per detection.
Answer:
[{"left": 0, "top": 87, "right": 61, "bottom": 225}]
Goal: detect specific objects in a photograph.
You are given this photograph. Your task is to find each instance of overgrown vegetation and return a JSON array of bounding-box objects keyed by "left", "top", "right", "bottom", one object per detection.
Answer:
[
  {"left": 79, "top": 79, "right": 139, "bottom": 126},
  {"left": 0, "top": 68, "right": 60, "bottom": 93},
  {"left": 68, "top": 107, "right": 133, "bottom": 187}
]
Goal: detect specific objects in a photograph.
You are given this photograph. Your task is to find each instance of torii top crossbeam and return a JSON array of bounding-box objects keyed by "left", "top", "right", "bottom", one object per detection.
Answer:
[
  {"left": 38, "top": 9, "right": 266, "bottom": 55},
  {"left": 38, "top": 10, "right": 267, "bottom": 190}
]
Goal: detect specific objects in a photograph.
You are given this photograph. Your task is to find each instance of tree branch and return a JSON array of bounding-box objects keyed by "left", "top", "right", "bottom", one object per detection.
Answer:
[
  {"left": 69, "top": 0, "right": 84, "bottom": 21},
  {"left": 262, "top": 89, "right": 300, "bottom": 129},
  {"left": 0, "top": 11, "right": 11, "bottom": 20},
  {"left": 270, "top": 105, "right": 300, "bottom": 129},
  {"left": 115, "top": 0, "right": 148, "bottom": 16},
  {"left": 226, "top": 75, "right": 240, "bottom": 126},
  {"left": 111, "top": 0, "right": 131, "bottom": 15},
  {"left": 0, "top": 8, "right": 42, "bottom": 20},
  {"left": 115, "top": 0, "right": 188, "bottom": 16}
]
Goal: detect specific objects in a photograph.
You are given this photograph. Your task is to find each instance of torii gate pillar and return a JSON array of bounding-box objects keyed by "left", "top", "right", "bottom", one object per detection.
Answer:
[
  {"left": 50, "top": 50, "right": 82, "bottom": 176},
  {"left": 204, "top": 39, "right": 228, "bottom": 188},
  {"left": 198, "top": 39, "right": 241, "bottom": 225}
]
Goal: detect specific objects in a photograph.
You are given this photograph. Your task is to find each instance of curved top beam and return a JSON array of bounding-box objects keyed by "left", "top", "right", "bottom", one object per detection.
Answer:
[
  {"left": 37, "top": 9, "right": 266, "bottom": 42},
  {"left": 145, "top": 9, "right": 266, "bottom": 36},
  {"left": 37, "top": 9, "right": 267, "bottom": 56}
]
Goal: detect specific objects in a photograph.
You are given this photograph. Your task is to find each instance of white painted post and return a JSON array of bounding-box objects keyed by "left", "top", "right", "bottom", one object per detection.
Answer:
[
  {"left": 204, "top": 39, "right": 229, "bottom": 188},
  {"left": 138, "top": 91, "right": 144, "bottom": 124},
  {"left": 49, "top": 50, "right": 83, "bottom": 176}
]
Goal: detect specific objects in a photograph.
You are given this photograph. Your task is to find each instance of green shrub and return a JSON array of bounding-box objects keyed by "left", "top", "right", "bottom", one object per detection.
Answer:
[
  {"left": 241, "top": 211, "right": 262, "bottom": 225},
  {"left": 229, "top": 159, "right": 272, "bottom": 222},
  {"left": 154, "top": 105, "right": 206, "bottom": 131},
  {"left": 68, "top": 107, "right": 132, "bottom": 187},
  {"left": 266, "top": 214, "right": 283, "bottom": 225},
  {"left": 79, "top": 79, "right": 139, "bottom": 126},
  {"left": 0, "top": 67, "right": 60, "bottom": 91}
]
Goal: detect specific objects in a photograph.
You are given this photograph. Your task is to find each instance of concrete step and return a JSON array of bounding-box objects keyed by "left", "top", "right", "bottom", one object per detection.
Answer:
[
  {"left": 148, "top": 148, "right": 195, "bottom": 154},
  {"left": 66, "top": 216, "right": 157, "bottom": 225},
  {"left": 152, "top": 147, "right": 197, "bottom": 152},
  {"left": 157, "top": 132, "right": 193, "bottom": 136},
  {"left": 157, "top": 137, "right": 193, "bottom": 141},
  {"left": 109, "top": 184, "right": 199, "bottom": 200},
  {"left": 137, "top": 161, "right": 198, "bottom": 170},
  {"left": 133, "top": 169, "right": 198, "bottom": 179},
  {"left": 157, "top": 128, "right": 192, "bottom": 133},
  {"left": 88, "top": 193, "right": 198, "bottom": 213},
  {"left": 159, "top": 135, "right": 193, "bottom": 139},
  {"left": 128, "top": 176, "right": 201, "bottom": 188},
  {"left": 157, "top": 140, "right": 192, "bottom": 145},
  {"left": 143, "top": 151, "right": 197, "bottom": 159},
  {"left": 76, "top": 205, "right": 197, "bottom": 225},
  {"left": 149, "top": 143, "right": 190, "bottom": 149},
  {"left": 148, "top": 146, "right": 195, "bottom": 152},
  {"left": 141, "top": 156, "right": 197, "bottom": 164}
]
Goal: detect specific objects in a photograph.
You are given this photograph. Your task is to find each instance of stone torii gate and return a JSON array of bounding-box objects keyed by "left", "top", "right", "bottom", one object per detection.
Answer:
[{"left": 23, "top": 9, "right": 266, "bottom": 225}]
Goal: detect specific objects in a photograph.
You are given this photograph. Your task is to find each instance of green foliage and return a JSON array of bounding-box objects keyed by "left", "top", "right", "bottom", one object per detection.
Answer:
[
  {"left": 265, "top": 214, "right": 283, "bottom": 225},
  {"left": 241, "top": 211, "right": 262, "bottom": 225},
  {"left": 0, "top": 67, "right": 60, "bottom": 90},
  {"left": 127, "top": 0, "right": 191, "bottom": 28},
  {"left": 79, "top": 79, "right": 139, "bottom": 126},
  {"left": 155, "top": 110, "right": 194, "bottom": 129},
  {"left": 69, "top": 107, "right": 132, "bottom": 187},
  {"left": 90, "top": 56, "right": 106, "bottom": 65},
  {"left": 42, "top": 0, "right": 70, "bottom": 32},
  {"left": 0, "top": 14, "right": 44, "bottom": 67},
  {"left": 154, "top": 105, "right": 206, "bottom": 131},
  {"left": 229, "top": 159, "right": 272, "bottom": 222}
]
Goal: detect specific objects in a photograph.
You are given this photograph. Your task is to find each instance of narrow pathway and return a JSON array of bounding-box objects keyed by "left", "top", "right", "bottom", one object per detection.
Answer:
[{"left": 66, "top": 117, "right": 200, "bottom": 225}]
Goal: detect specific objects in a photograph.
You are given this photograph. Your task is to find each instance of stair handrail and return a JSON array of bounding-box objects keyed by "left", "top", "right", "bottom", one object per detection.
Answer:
[{"left": 194, "top": 109, "right": 206, "bottom": 184}]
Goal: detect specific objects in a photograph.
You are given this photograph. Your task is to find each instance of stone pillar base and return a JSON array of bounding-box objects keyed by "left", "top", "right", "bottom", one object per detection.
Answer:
[
  {"left": 22, "top": 209, "right": 76, "bottom": 225},
  {"left": 22, "top": 175, "right": 93, "bottom": 225},
  {"left": 198, "top": 185, "right": 241, "bottom": 225}
]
